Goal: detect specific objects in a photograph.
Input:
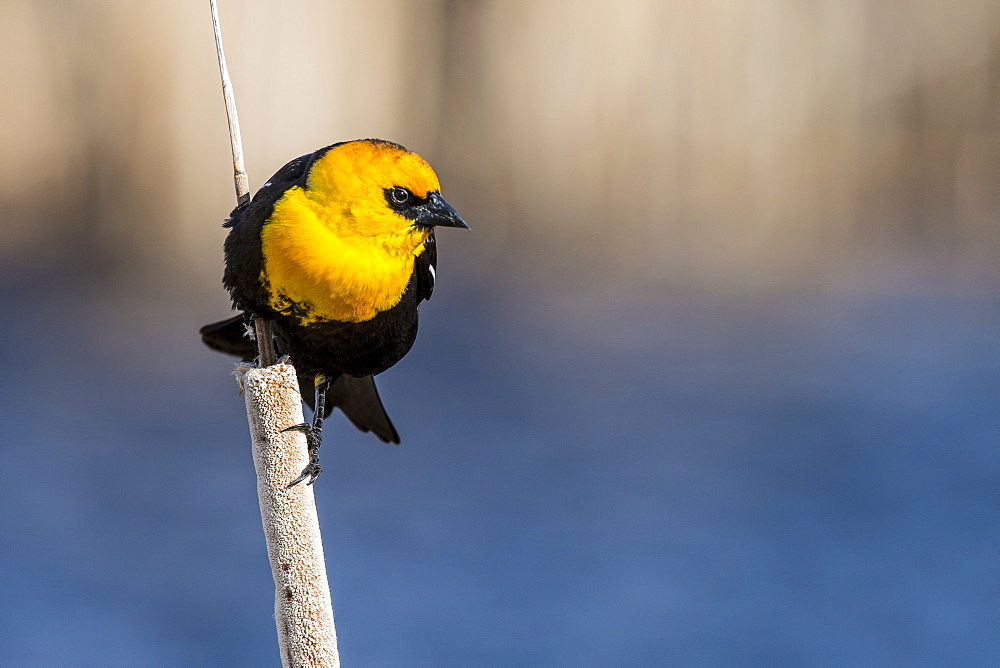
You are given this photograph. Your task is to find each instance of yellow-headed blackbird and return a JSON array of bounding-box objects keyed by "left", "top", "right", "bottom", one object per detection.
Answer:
[{"left": 200, "top": 139, "right": 469, "bottom": 485}]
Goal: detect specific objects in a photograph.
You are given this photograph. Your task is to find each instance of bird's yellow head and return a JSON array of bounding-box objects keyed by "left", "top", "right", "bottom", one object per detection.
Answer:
[
  {"left": 301, "top": 139, "right": 468, "bottom": 240},
  {"left": 261, "top": 139, "right": 468, "bottom": 323}
]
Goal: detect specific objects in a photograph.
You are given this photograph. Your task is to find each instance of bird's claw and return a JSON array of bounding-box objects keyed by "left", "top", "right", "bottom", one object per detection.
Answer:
[
  {"left": 281, "top": 423, "right": 323, "bottom": 486},
  {"left": 282, "top": 421, "right": 312, "bottom": 434},
  {"left": 282, "top": 422, "right": 320, "bottom": 446},
  {"left": 288, "top": 462, "right": 323, "bottom": 487}
]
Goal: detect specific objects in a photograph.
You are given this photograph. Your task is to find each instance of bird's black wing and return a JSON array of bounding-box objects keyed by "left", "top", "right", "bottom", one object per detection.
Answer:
[
  {"left": 222, "top": 147, "right": 339, "bottom": 314},
  {"left": 204, "top": 153, "right": 318, "bottom": 355}
]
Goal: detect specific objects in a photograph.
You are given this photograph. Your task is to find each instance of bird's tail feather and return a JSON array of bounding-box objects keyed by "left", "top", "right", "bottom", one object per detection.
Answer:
[
  {"left": 199, "top": 315, "right": 255, "bottom": 358},
  {"left": 302, "top": 373, "right": 400, "bottom": 445}
]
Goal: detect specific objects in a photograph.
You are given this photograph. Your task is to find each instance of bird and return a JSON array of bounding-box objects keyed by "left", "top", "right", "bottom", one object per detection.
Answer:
[{"left": 200, "top": 139, "right": 469, "bottom": 485}]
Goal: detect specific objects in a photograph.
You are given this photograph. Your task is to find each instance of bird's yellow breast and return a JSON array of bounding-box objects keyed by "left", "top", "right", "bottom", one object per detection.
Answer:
[{"left": 260, "top": 185, "right": 429, "bottom": 324}]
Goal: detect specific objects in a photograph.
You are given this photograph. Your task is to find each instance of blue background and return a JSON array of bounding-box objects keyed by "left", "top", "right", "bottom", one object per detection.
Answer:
[{"left": 2, "top": 264, "right": 997, "bottom": 664}]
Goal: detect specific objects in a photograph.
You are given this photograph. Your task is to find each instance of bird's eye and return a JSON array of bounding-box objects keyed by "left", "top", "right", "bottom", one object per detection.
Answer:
[{"left": 388, "top": 187, "right": 410, "bottom": 205}]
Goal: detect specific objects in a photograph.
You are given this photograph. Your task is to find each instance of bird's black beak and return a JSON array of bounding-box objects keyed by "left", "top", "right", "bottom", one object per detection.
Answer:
[{"left": 414, "top": 192, "right": 470, "bottom": 230}]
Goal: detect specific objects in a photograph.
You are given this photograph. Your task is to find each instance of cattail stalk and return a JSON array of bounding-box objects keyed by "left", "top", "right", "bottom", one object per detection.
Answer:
[{"left": 210, "top": 1, "right": 339, "bottom": 665}]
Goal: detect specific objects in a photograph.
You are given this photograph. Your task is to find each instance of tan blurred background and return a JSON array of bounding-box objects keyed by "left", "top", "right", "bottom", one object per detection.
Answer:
[{"left": 3, "top": 0, "right": 998, "bottom": 292}]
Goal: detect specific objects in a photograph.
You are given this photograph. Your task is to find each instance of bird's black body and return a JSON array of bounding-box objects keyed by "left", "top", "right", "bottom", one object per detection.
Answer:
[{"left": 200, "top": 140, "right": 461, "bottom": 463}]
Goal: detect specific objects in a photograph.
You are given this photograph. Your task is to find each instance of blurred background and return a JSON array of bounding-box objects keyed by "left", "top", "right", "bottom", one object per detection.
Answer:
[{"left": 2, "top": 0, "right": 997, "bottom": 664}]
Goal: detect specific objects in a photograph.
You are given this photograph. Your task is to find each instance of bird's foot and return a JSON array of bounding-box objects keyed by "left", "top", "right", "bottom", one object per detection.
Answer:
[{"left": 282, "top": 422, "right": 324, "bottom": 486}]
